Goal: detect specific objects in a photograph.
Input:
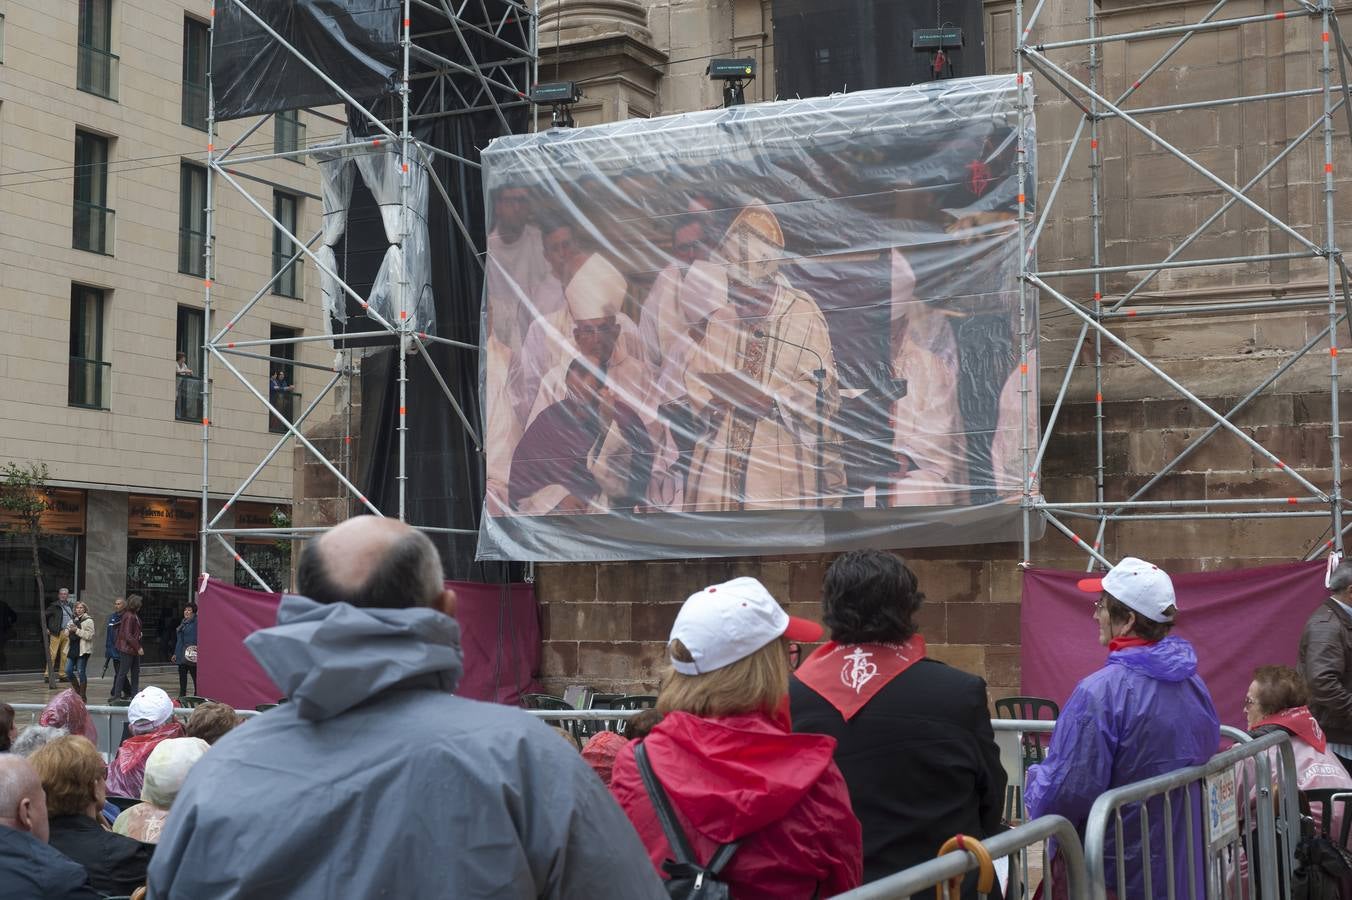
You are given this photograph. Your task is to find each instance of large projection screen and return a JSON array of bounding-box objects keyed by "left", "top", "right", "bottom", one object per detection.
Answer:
[{"left": 475, "top": 75, "right": 1039, "bottom": 562}]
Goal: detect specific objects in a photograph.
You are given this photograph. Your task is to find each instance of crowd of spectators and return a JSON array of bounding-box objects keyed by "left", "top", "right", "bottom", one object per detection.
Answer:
[{"left": 7, "top": 527, "right": 1352, "bottom": 898}]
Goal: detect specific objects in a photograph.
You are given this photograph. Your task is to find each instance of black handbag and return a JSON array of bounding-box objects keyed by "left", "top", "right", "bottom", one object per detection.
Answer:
[{"left": 634, "top": 742, "right": 739, "bottom": 899}]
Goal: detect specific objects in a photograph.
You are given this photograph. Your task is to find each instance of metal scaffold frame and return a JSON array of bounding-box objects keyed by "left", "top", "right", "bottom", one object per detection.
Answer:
[
  {"left": 197, "top": 0, "right": 537, "bottom": 591},
  {"left": 1015, "top": 0, "right": 1352, "bottom": 569}
]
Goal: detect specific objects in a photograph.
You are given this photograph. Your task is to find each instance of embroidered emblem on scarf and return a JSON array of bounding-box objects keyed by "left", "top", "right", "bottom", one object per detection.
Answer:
[
  {"left": 840, "top": 647, "right": 879, "bottom": 693},
  {"left": 796, "top": 635, "right": 927, "bottom": 721}
]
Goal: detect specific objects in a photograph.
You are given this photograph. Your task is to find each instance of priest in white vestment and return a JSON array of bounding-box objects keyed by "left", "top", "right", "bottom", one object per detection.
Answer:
[
  {"left": 683, "top": 203, "right": 844, "bottom": 511},
  {"left": 527, "top": 254, "right": 652, "bottom": 430}
]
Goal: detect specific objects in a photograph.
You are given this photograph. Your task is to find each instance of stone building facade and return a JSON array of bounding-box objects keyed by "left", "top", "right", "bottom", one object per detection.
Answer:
[
  {"left": 520, "top": 0, "right": 1352, "bottom": 698},
  {"left": 0, "top": 0, "right": 327, "bottom": 670}
]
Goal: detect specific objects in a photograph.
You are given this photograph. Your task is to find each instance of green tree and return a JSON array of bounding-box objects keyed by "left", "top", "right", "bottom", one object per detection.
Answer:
[{"left": 0, "top": 462, "right": 55, "bottom": 686}]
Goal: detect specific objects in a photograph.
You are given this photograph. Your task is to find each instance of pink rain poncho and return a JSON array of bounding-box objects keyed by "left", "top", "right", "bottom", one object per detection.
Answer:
[{"left": 39, "top": 688, "right": 98, "bottom": 745}]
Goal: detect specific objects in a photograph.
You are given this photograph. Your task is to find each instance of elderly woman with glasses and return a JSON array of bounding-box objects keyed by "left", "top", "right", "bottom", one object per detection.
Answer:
[
  {"left": 29, "top": 735, "right": 153, "bottom": 896},
  {"left": 1242, "top": 665, "right": 1352, "bottom": 838}
]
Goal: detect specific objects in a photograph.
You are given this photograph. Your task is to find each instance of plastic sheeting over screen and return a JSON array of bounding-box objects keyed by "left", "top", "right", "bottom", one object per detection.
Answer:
[{"left": 476, "top": 75, "right": 1039, "bottom": 562}]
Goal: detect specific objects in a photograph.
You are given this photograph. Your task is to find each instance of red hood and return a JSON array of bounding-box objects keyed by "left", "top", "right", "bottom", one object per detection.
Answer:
[{"left": 640, "top": 710, "right": 838, "bottom": 843}]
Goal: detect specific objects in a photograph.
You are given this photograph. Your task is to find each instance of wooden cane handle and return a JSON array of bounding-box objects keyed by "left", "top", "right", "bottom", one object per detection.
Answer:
[{"left": 935, "top": 834, "right": 996, "bottom": 899}]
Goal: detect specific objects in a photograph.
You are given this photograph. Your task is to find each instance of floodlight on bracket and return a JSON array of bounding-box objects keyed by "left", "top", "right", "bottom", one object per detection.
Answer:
[
  {"left": 530, "top": 81, "right": 582, "bottom": 128},
  {"left": 708, "top": 58, "right": 756, "bottom": 108}
]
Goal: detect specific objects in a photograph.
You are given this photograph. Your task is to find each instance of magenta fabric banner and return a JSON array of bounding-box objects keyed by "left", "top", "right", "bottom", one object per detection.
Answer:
[
  {"left": 197, "top": 577, "right": 283, "bottom": 711},
  {"left": 1021, "top": 560, "right": 1327, "bottom": 730},
  {"left": 452, "top": 581, "right": 542, "bottom": 705},
  {"left": 196, "top": 577, "right": 542, "bottom": 710}
]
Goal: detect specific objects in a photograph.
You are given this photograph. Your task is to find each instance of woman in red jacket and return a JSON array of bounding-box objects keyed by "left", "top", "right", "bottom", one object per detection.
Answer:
[
  {"left": 111, "top": 594, "right": 143, "bottom": 701},
  {"left": 609, "top": 577, "right": 863, "bottom": 899}
]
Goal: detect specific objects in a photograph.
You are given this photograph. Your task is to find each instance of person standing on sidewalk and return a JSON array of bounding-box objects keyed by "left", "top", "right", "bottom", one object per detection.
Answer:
[
  {"left": 172, "top": 605, "right": 197, "bottom": 698},
  {"left": 64, "top": 602, "right": 95, "bottom": 701},
  {"left": 111, "top": 595, "right": 144, "bottom": 701},
  {"left": 1300, "top": 559, "right": 1352, "bottom": 772},
  {"left": 103, "top": 597, "right": 125, "bottom": 689},
  {"left": 44, "top": 588, "right": 75, "bottom": 682}
]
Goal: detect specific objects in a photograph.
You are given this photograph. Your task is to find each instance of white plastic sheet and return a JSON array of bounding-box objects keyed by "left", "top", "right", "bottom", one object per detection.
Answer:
[
  {"left": 475, "top": 75, "right": 1039, "bottom": 562},
  {"left": 315, "top": 131, "right": 436, "bottom": 335}
]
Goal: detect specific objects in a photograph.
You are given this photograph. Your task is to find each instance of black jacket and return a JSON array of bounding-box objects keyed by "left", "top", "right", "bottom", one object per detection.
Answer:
[
  {"left": 43, "top": 602, "right": 66, "bottom": 635},
  {"left": 790, "top": 657, "right": 1007, "bottom": 888},
  {"left": 0, "top": 825, "right": 100, "bottom": 900},
  {"left": 46, "top": 815, "right": 152, "bottom": 897},
  {"left": 1300, "top": 598, "right": 1352, "bottom": 744}
]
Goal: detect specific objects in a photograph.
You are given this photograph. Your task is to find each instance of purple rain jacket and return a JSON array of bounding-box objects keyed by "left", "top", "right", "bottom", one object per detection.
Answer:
[{"left": 1025, "top": 635, "right": 1220, "bottom": 899}]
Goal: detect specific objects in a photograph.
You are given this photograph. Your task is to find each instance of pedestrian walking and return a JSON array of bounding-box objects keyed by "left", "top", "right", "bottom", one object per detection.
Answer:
[
  {"left": 111, "top": 595, "right": 144, "bottom": 701},
  {"left": 172, "top": 606, "right": 197, "bottom": 697},
  {"left": 63, "top": 603, "right": 95, "bottom": 701},
  {"left": 102, "top": 598, "right": 124, "bottom": 684}
]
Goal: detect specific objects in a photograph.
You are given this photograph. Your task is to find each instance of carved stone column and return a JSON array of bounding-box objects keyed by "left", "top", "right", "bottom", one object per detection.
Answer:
[{"left": 537, "top": 0, "right": 668, "bottom": 125}]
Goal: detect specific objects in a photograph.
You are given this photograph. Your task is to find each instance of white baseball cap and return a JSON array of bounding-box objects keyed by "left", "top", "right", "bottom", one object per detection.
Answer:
[
  {"left": 669, "top": 577, "right": 823, "bottom": 675},
  {"left": 1077, "top": 556, "right": 1177, "bottom": 623}
]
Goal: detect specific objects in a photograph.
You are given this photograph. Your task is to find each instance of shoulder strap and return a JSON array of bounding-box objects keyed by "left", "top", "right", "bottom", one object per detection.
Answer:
[
  {"left": 706, "top": 840, "right": 739, "bottom": 876},
  {"left": 634, "top": 741, "right": 698, "bottom": 866}
]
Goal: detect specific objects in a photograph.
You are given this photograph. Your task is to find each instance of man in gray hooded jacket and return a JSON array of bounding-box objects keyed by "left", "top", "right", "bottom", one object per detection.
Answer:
[{"left": 148, "top": 517, "right": 667, "bottom": 899}]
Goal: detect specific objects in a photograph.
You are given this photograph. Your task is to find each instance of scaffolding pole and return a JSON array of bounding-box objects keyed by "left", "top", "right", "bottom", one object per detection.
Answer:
[
  {"left": 199, "top": 2, "right": 536, "bottom": 581},
  {"left": 1019, "top": 0, "right": 1350, "bottom": 567}
]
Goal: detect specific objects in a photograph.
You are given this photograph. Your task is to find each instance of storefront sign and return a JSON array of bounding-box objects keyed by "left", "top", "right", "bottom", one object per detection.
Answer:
[
  {"left": 234, "top": 502, "right": 289, "bottom": 543},
  {"left": 128, "top": 495, "right": 200, "bottom": 541},
  {"left": 0, "top": 488, "right": 86, "bottom": 536}
]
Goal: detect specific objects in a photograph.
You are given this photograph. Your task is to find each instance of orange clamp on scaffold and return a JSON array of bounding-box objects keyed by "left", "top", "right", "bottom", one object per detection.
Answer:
[{"left": 935, "top": 835, "right": 996, "bottom": 899}]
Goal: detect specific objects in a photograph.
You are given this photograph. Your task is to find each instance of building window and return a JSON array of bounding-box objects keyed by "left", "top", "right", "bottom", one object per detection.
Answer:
[
  {"left": 179, "top": 163, "right": 207, "bottom": 276},
  {"left": 275, "top": 109, "right": 305, "bottom": 159},
  {"left": 268, "top": 324, "right": 299, "bottom": 433},
  {"left": 73, "top": 131, "right": 113, "bottom": 255},
  {"left": 175, "top": 306, "right": 204, "bottom": 422},
  {"left": 77, "top": 0, "right": 118, "bottom": 100},
  {"left": 272, "top": 192, "right": 301, "bottom": 298},
  {"left": 69, "top": 285, "right": 109, "bottom": 410},
  {"left": 182, "top": 17, "right": 209, "bottom": 131}
]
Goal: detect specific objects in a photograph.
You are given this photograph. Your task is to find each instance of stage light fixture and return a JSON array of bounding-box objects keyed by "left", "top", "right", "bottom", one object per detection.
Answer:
[
  {"left": 913, "top": 27, "right": 963, "bottom": 80},
  {"left": 707, "top": 58, "right": 756, "bottom": 108},
  {"left": 529, "top": 81, "right": 582, "bottom": 128}
]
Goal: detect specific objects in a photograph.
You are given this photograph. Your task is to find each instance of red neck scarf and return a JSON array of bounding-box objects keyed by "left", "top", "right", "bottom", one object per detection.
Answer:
[
  {"left": 1251, "top": 706, "right": 1327, "bottom": 753},
  {"left": 795, "top": 636, "right": 927, "bottom": 721},
  {"left": 1108, "top": 636, "right": 1156, "bottom": 653}
]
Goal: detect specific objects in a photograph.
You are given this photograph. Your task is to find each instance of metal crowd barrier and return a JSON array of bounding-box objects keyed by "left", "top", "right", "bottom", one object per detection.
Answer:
[
  {"left": 1083, "top": 729, "right": 1300, "bottom": 900},
  {"left": 832, "top": 815, "right": 1087, "bottom": 900},
  {"left": 10, "top": 702, "right": 260, "bottom": 762}
]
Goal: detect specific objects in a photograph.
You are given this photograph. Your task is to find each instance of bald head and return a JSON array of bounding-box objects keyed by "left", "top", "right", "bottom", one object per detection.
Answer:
[
  {"left": 0, "top": 755, "right": 49, "bottom": 842},
  {"left": 297, "top": 517, "right": 447, "bottom": 611}
]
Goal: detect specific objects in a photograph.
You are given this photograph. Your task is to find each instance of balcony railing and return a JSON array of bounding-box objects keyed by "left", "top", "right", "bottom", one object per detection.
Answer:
[
  {"left": 271, "top": 254, "right": 303, "bottom": 298},
  {"left": 175, "top": 374, "right": 203, "bottom": 422},
  {"left": 182, "top": 82, "right": 208, "bottom": 131},
  {"left": 179, "top": 228, "right": 206, "bottom": 276},
  {"left": 274, "top": 115, "right": 307, "bottom": 158},
  {"left": 68, "top": 357, "right": 110, "bottom": 410},
  {"left": 268, "top": 389, "right": 301, "bottom": 433},
  {"left": 77, "top": 43, "right": 119, "bottom": 100},
  {"left": 73, "top": 200, "right": 115, "bottom": 255}
]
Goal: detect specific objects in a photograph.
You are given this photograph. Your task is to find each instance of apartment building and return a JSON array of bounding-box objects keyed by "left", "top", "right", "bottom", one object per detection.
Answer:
[{"left": 0, "top": 0, "right": 328, "bottom": 671}]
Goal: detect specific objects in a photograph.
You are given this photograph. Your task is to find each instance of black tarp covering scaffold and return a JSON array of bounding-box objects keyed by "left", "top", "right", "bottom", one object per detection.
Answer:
[
  {"left": 212, "top": 0, "right": 402, "bottom": 120},
  {"left": 772, "top": 0, "right": 987, "bottom": 100}
]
